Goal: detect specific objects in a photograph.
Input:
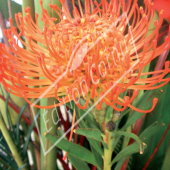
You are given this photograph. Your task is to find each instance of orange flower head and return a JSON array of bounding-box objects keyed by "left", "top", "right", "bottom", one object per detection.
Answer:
[{"left": 0, "top": 0, "right": 170, "bottom": 114}]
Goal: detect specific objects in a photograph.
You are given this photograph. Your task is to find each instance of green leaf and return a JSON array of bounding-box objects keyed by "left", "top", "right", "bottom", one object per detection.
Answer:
[
  {"left": 45, "top": 133, "right": 98, "bottom": 166},
  {"left": 0, "top": 0, "right": 22, "bottom": 27},
  {"left": 139, "top": 122, "right": 164, "bottom": 142},
  {"left": 5, "top": 93, "right": 13, "bottom": 131},
  {"left": 75, "top": 128, "right": 107, "bottom": 152},
  {"left": 120, "top": 112, "right": 144, "bottom": 131},
  {"left": 57, "top": 124, "right": 91, "bottom": 169},
  {"left": 161, "top": 142, "right": 170, "bottom": 170},
  {"left": 105, "top": 106, "right": 113, "bottom": 121},
  {"left": 90, "top": 145, "right": 103, "bottom": 170},
  {"left": 74, "top": 103, "right": 100, "bottom": 130},
  {"left": 75, "top": 128, "right": 103, "bottom": 142},
  {"left": 78, "top": 101, "right": 100, "bottom": 130},
  {"left": 16, "top": 102, "right": 28, "bottom": 146},
  {"left": 0, "top": 154, "right": 17, "bottom": 169},
  {"left": 81, "top": 112, "right": 100, "bottom": 130},
  {"left": 67, "top": 154, "right": 91, "bottom": 170},
  {"left": 17, "top": 164, "right": 26, "bottom": 170},
  {"left": 0, "top": 84, "right": 4, "bottom": 96},
  {"left": 112, "top": 136, "right": 122, "bottom": 152},
  {"left": 22, "top": 111, "right": 40, "bottom": 157},
  {"left": 113, "top": 131, "right": 144, "bottom": 148},
  {"left": 111, "top": 142, "right": 146, "bottom": 166},
  {"left": 111, "top": 122, "right": 163, "bottom": 166},
  {"left": 88, "top": 137, "right": 103, "bottom": 156},
  {"left": 74, "top": 105, "right": 106, "bottom": 163},
  {"left": 134, "top": 82, "right": 170, "bottom": 169},
  {"left": 130, "top": 122, "right": 165, "bottom": 169}
]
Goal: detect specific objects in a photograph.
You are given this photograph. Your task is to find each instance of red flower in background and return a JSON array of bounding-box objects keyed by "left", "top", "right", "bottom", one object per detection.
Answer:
[{"left": 154, "top": 0, "right": 170, "bottom": 23}]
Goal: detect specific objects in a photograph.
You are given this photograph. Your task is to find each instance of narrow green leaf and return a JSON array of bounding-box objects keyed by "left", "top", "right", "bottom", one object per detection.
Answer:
[
  {"left": 45, "top": 133, "right": 97, "bottom": 166},
  {"left": 75, "top": 105, "right": 106, "bottom": 158},
  {"left": 121, "top": 112, "right": 144, "bottom": 131},
  {"left": 131, "top": 83, "right": 170, "bottom": 169},
  {"left": 5, "top": 93, "right": 13, "bottom": 131},
  {"left": 67, "top": 154, "right": 91, "bottom": 170},
  {"left": 66, "top": 100, "right": 74, "bottom": 110},
  {"left": 74, "top": 104, "right": 92, "bottom": 129},
  {"left": 113, "top": 131, "right": 144, "bottom": 149},
  {"left": 161, "top": 142, "right": 170, "bottom": 170},
  {"left": 112, "top": 135, "right": 121, "bottom": 152},
  {"left": 88, "top": 137, "right": 103, "bottom": 156},
  {"left": 0, "top": 84, "right": 4, "bottom": 96},
  {"left": 111, "top": 122, "right": 163, "bottom": 166},
  {"left": 79, "top": 106, "right": 100, "bottom": 130},
  {"left": 17, "top": 164, "right": 26, "bottom": 170},
  {"left": 90, "top": 145, "right": 103, "bottom": 170},
  {"left": 75, "top": 128, "right": 103, "bottom": 142},
  {"left": 57, "top": 123, "right": 95, "bottom": 169},
  {"left": 139, "top": 122, "right": 164, "bottom": 142},
  {"left": 75, "top": 128, "right": 107, "bottom": 153},
  {"left": 105, "top": 106, "right": 113, "bottom": 121},
  {"left": 0, "top": 112, "right": 26, "bottom": 170},
  {"left": 22, "top": 111, "right": 40, "bottom": 157},
  {"left": 16, "top": 102, "right": 28, "bottom": 146},
  {"left": 111, "top": 142, "right": 146, "bottom": 165},
  {"left": 0, "top": 155, "right": 17, "bottom": 170}
]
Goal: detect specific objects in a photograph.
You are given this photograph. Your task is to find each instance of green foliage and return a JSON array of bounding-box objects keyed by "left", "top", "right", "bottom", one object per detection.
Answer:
[
  {"left": 0, "top": 0, "right": 22, "bottom": 27},
  {"left": 45, "top": 133, "right": 99, "bottom": 167},
  {"left": 67, "top": 154, "right": 91, "bottom": 170},
  {"left": 161, "top": 142, "right": 170, "bottom": 170},
  {"left": 0, "top": 96, "right": 39, "bottom": 170},
  {"left": 0, "top": 85, "right": 25, "bottom": 125},
  {"left": 130, "top": 83, "right": 170, "bottom": 170},
  {"left": 0, "top": 112, "right": 28, "bottom": 170},
  {"left": 18, "top": 164, "right": 27, "bottom": 170},
  {"left": 22, "top": 111, "right": 40, "bottom": 157}
]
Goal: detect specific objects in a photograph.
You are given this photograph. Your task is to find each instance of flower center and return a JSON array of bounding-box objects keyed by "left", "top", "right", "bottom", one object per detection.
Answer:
[{"left": 50, "top": 14, "right": 131, "bottom": 86}]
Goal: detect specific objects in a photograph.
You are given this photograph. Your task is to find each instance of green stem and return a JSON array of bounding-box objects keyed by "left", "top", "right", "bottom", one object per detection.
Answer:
[
  {"left": 0, "top": 116, "right": 26, "bottom": 170},
  {"left": 103, "top": 129, "right": 113, "bottom": 170},
  {"left": 44, "top": 98, "right": 58, "bottom": 170},
  {"left": 40, "top": 101, "right": 46, "bottom": 170},
  {"left": 22, "top": 0, "right": 35, "bottom": 19},
  {"left": 34, "top": 1, "right": 61, "bottom": 170}
]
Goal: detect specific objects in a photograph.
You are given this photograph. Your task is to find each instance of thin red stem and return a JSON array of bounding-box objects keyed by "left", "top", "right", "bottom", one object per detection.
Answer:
[
  {"left": 79, "top": 136, "right": 85, "bottom": 146},
  {"left": 91, "top": 165, "right": 97, "bottom": 170},
  {"left": 121, "top": 158, "right": 130, "bottom": 170}
]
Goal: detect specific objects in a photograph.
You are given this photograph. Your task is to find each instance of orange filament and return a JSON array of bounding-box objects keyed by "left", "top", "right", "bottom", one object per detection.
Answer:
[{"left": 0, "top": 0, "right": 170, "bottom": 114}]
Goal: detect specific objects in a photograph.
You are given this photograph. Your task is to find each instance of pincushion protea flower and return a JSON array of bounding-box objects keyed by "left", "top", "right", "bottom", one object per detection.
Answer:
[{"left": 0, "top": 0, "right": 170, "bottom": 114}]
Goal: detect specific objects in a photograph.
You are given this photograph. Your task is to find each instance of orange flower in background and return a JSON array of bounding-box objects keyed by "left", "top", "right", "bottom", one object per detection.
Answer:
[
  {"left": 0, "top": 0, "right": 170, "bottom": 113},
  {"left": 153, "top": 0, "right": 170, "bottom": 23}
]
